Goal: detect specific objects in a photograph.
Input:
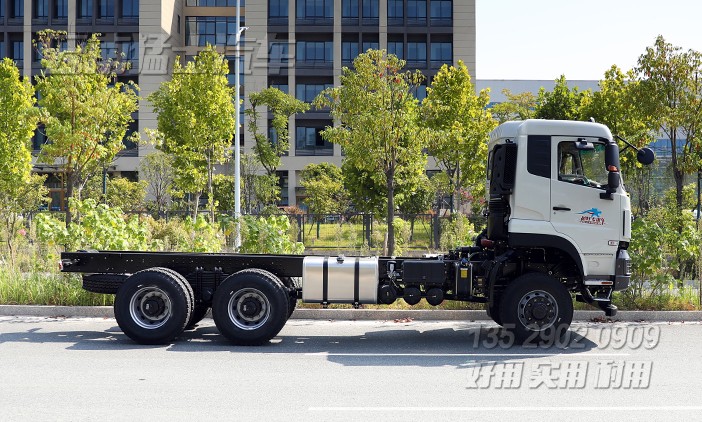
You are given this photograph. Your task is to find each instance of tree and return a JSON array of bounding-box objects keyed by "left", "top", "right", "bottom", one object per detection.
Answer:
[
  {"left": 83, "top": 176, "right": 147, "bottom": 212},
  {"left": 140, "top": 151, "right": 175, "bottom": 216},
  {"left": 315, "top": 49, "right": 428, "bottom": 255},
  {"left": 397, "top": 175, "right": 434, "bottom": 242},
  {"left": 245, "top": 87, "right": 309, "bottom": 209},
  {"left": 300, "top": 163, "right": 349, "bottom": 215},
  {"left": 422, "top": 60, "right": 496, "bottom": 213},
  {"left": 0, "top": 58, "right": 46, "bottom": 264},
  {"left": 148, "top": 45, "right": 236, "bottom": 222},
  {"left": 490, "top": 89, "right": 537, "bottom": 123},
  {"left": 581, "top": 65, "right": 655, "bottom": 215},
  {"left": 534, "top": 75, "right": 590, "bottom": 120},
  {"left": 635, "top": 36, "right": 702, "bottom": 213},
  {"left": 34, "top": 31, "right": 139, "bottom": 226}
]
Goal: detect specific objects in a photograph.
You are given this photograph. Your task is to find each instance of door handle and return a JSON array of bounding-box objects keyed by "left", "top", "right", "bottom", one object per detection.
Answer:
[{"left": 553, "top": 206, "right": 571, "bottom": 211}]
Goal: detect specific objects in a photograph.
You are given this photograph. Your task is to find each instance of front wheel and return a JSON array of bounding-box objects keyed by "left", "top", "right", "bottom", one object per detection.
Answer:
[
  {"left": 499, "top": 273, "right": 573, "bottom": 343},
  {"left": 212, "top": 269, "right": 289, "bottom": 346}
]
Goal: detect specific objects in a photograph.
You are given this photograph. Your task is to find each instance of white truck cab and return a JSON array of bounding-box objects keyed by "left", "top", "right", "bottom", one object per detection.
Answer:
[{"left": 480, "top": 120, "right": 653, "bottom": 337}]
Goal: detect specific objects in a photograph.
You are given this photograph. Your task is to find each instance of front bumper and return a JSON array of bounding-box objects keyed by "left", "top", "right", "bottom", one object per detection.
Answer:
[{"left": 614, "top": 249, "right": 631, "bottom": 291}]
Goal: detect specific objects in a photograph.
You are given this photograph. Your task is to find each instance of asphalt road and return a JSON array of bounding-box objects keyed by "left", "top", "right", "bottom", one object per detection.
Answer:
[{"left": 1, "top": 317, "right": 701, "bottom": 422}]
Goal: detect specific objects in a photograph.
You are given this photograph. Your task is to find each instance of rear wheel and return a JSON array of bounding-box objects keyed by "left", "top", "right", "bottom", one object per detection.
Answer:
[
  {"left": 186, "top": 303, "right": 210, "bottom": 329},
  {"left": 212, "top": 269, "right": 289, "bottom": 346},
  {"left": 114, "top": 268, "right": 192, "bottom": 345},
  {"left": 486, "top": 301, "right": 503, "bottom": 326},
  {"left": 499, "top": 272, "right": 573, "bottom": 343}
]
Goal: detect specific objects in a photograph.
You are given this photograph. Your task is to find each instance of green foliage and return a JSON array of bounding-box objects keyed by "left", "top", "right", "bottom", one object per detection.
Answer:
[
  {"left": 240, "top": 215, "right": 305, "bottom": 254},
  {"left": 439, "top": 214, "right": 477, "bottom": 250},
  {"left": 140, "top": 151, "right": 174, "bottom": 215},
  {"left": 422, "top": 60, "right": 496, "bottom": 212},
  {"left": 0, "top": 58, "right": 46, "bottom": 264},
  {"left": 148, "top": 46, "right": 235, "bottom": 221},
  {"left": 247, "top": 87, "right": 309, "bottom": 175},
  {"left": 212, "top": 174, "right": 235, "bottom": 212},
  {"left": 635, "top": 35, "right": 702, "bottom": 212},
  {"left": 83, "top": 176, "right": 147, "bottom": 212},
  {"left": 534, "top": 75, "right": 590, "bottom": 120},
  {"left": 490, "top": 89, "right": 537, "bottom": 123},
  {"left": 315, "top": 49, "right": 428, "bottom": 255},
  {"left": 34, "top": 31, "right": 139, "bottom": 225},
  {"left": 300, "top": 163, "right": 349, "bottom": 215},
  {"left": 35, "top": 198, "right": 152, "bottom": 251}
]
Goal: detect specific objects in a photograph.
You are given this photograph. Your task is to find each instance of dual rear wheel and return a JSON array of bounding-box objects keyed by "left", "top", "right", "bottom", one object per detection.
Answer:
[{"left": 114, "top": 267, "right": 292, "bottom": 345}]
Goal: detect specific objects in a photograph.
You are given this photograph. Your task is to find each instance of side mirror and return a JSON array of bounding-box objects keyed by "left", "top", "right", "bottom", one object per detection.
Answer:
[
  {"left": 608, "top": 171, "right": 620, "bottom": 190},
  {"left": 637, "top": 147, "right": 655, "bottom": 165}
]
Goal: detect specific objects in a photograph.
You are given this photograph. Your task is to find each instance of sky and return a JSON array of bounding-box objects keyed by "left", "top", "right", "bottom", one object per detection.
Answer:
[{"left": 476, "top": 0, "right": 702, "bottom": 81}]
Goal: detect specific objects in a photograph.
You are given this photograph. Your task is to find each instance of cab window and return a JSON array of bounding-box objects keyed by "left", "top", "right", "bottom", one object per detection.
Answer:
[{"left": 557, "top": 141, "right": 608, "bottom": 189}]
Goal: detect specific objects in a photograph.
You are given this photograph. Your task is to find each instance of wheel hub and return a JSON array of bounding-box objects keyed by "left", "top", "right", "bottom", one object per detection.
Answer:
[
  {"left": 129, "top": 287, "right": 173, "bottom": 330},
  {"left": 229, "top": 288, "right": 271, "bottom": 330},
  {"left": 517, "top": 290, "right": 558, "bottom": 331}
]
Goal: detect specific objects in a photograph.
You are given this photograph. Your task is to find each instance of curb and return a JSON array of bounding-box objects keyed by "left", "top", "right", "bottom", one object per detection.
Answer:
[{"left": 2, "top": 305, "right": 702, "bottom": 322}]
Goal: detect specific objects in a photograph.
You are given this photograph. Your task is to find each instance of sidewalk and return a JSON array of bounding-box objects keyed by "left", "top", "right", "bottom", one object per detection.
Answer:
[{"left": 2, "top": 305, "right": 702, "bottom": 322}]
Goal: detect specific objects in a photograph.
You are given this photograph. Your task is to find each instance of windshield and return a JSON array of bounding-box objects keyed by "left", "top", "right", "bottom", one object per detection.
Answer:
[{"left": 558, "top": 141, "right": 608, "bottom": 189}]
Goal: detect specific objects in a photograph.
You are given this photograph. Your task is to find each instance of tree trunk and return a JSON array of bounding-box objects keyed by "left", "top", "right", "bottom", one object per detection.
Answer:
[
  {"left": 386, "top": 168, "right": 395, "bottom": 257},
  {"left": 65, "top": 173, "right": 75, "bottom": 227},
  {"left": 193, "top": 192, "right": 201, "bottom": 222},
  {"left": 207, "top": 154, "right": 215, "bottom": 223}
]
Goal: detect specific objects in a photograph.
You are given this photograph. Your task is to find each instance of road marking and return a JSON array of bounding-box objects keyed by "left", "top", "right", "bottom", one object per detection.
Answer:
[
  {"left": 304, "top": 352, "right": 630, "bottom": 357},
  {"left": 309, "top": 406, "right": 702, "bottom": 412}
]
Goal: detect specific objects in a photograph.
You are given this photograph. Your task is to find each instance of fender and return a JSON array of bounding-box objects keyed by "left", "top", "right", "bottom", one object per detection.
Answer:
[{"left": 508, "top": 233, "right": 584, "bottom": 278}]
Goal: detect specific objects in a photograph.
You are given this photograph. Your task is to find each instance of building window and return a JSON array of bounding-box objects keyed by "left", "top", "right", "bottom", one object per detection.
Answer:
[
  {"left": 430, "top": 41, "right": 452, "bottom": 65},
  {"left": 415, "top": 84, "right": 427, "bottom": 101},
  {"left": 362, "top": 0, "right": 378, "bottom": 20},
  {"left": 185, "top": 0, "right": 243, "bottom": 5},
  {"left": 225, "top": 55, "right": 244, "bottom": 85},
  {"left": 269, "top": 0, "right": 288, "bottom": 18},
  {"left": 388, "top": 41, "right": 403, "bottom": 59},
  {"left": 296, "top": 0, "right": 333, "bottom": 23},
  {"left": 388, "top": 0, "right": 403, "bottom": 24},
  {"left": 78, "top": 0, "right": 93, "bottom": 18},
  {"left": 0, "top": 0, "right": 4, "bottom": 19},
  {"left": 296, "top": 41, "right": 332, "bottom": 63},
  {"left": 33, "top": 127, "right": 48, "bottom": 151},
  {"left": 100, "top": 41, "right": 117, "bottom": 59},
  {"left": 342, "top": 40, "right": 358, "bottom": 62},
  {"left": 121, "top": 0, "right": 137, "bottom": 18},
  {"left": 342, "top": 0, "right": 358, "bottom": 17},
  {"left": 430, "top": 0, "right": 451, "bottom": 19},
  {"left": 186, "top": 17, "right": 242, "bottom": 46},
  {"left": 362, "top": 40, "right": 378, "bottom": 52},
  {"left": 119, "top": 40, "right": 138, "bottom": 69},
  {"left": 12, "top": 0, "right": 23, "bottom": 18},
  {"left": 54, "top": 0, "right": 67, "bottom": 18},
  {"left": 34, "top": 0, "right": 48, "bottom": 18},
  {"left": 407, "top": 41, "right": 426, "bottom": 64},
  {"left": 407, "top": 0, "right": 426, "bottom": 23},
  {"left": 271, "top": 83, "right": 288, "bottom": 94},
  {"left": 0, "top": 39, "right": 4, "bottom": 58},
  {"left": 99, "top": 0, "right": 114, "bottom": 18},
  {"left": 269, "top": 41, "right": 289, "bottom": 63},
  {"left": 296, "top": 126, "right": 333, "bottom": 156},
  {"left": 277, "top": 171, "right": 289, "bottom": 206},
  {"left": 12, "top": 39, "right": 23, "bottom": 63},
  {"left": 296, "top": 83, "right": 331, "bottom": 102}
]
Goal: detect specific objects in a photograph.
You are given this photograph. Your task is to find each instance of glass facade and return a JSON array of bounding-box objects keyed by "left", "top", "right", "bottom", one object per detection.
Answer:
[
  {"left": 296, "top": 126, "right": 333, "bottom": 156},
  {"left": 296, "top": 0, "right": 333, "bottom": 24},
  {"left": 342, "top": 40, "right": 358, "bottom": 63},
  {"left": 430, "top": 41, "right": 452, "bottom": 64},
  {"left": 186, "top": 17, "right": 243, "bottom": 46},
  {"left": 12, "top": 0, "right": 23, "bottom": 18},
  {"left": 296, "top": 83, "right": 332, "bottom": 102},
  {"left": 34, "top": 0, "right": 48, "bottom": 18},
  {"left": 186, "top": 0, "right": 245, "bottom": 6},
  {"left": 296, "top": 41, "right": 332, "bottom": 63},
  {"left": 122, "top": 0, "right": 138, "bottom": 18},
  {"left": 99, "top": 0, "right": 114, "bottom": 18},
  {"left": 78, "top": 0, "right": 93, "bottom": 18},
  {"left": 54, "top": 0, "right": 67, "bottom": 18}
]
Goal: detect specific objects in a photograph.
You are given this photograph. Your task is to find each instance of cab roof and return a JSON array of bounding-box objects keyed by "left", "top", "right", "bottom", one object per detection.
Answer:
[{"left": 489, "top": 119, "right": 614, "bottom": 144}]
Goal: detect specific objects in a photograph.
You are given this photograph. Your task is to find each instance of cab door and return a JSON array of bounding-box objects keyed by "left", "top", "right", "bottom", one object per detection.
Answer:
[{"left": 549, "top": 137, "right": 620, "bottom": 275}]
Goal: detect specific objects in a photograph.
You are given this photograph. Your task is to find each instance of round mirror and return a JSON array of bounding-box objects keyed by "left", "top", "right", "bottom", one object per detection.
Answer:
[{"left": 637, "top": 147, "right": 655, "bottom": 165}]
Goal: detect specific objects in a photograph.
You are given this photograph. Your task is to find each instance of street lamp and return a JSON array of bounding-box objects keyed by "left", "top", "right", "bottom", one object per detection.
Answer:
[{"left": 234, "top": 0, "right": 248, "bottom": 250}]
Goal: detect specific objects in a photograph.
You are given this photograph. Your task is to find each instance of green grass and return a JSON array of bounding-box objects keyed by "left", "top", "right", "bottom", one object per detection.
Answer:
[{"left": 0, "top": 268, "right": 114, "bottom": 306}]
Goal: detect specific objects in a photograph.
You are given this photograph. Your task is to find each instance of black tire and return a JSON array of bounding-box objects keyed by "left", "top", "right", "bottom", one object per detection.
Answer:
[
  {"left": 280, "top": 277, "right": 298, "bottom": 319},
  {"left": 114, "top": 267, "right": 192, "bottom": 345},
  {"left": 486, "top": 301, "right": 503, "bottom": 326},
  {"left": 156, "top": 267, "right": 195, "bottom": 315},
  {"left": 212, "top": 269, "right": 289, "bottom": 346},
  {"left": 82, "top": 274, "right": 127, "bottom": 294},
  {"left": 499, "top": 272, "right": 573, "bottom": 344},
  {"left": 185, "top": 303, "right": 210, "bottom": 330}
]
